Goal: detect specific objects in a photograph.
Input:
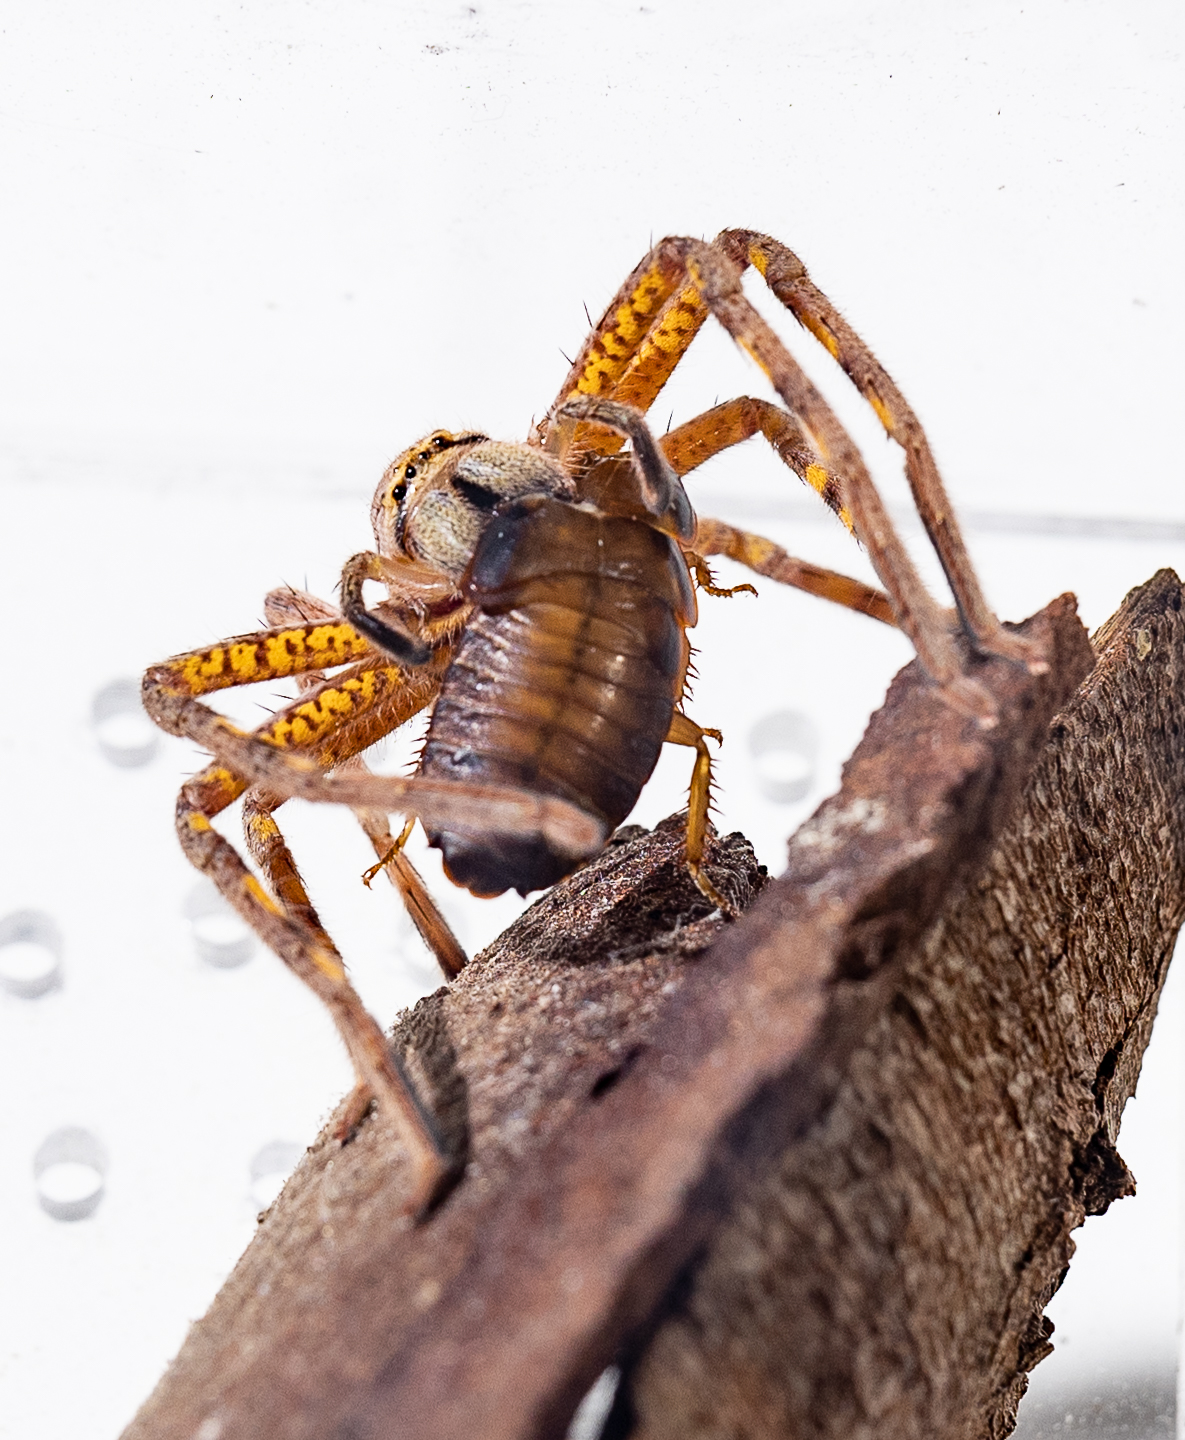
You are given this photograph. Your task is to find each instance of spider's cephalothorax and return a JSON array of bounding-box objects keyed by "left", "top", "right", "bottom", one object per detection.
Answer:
[
  {"left": 370, "top": 429, "right": 575, "bottom": 574},
  {"left": 143, "top": 228, "right": 1043, "bottom": 1211}
]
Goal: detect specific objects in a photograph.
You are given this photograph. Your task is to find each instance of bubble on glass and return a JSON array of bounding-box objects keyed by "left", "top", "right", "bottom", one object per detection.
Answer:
[
  {"left": 0, "top": 909, "right": 63, "bottom": 998},
  {"left": 92, "top": 678, "right": 159, "bottom": 768},
  {"left": 748, "top": 710, "right": 819, "bottom": 804},
  {"left": 34, "top": 1126, "right": 108, "bottom": 1221},
  {"left": 184, "top": 881, "right": 256, "bottom": 969},
  {"left": 249, "top": 1141, "right": 304, "bottom": 1212}
]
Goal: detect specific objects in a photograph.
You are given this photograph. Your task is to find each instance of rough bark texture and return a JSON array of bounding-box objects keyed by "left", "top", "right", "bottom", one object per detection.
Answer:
[
  {"left": 620, "top": 570, "right": 1185, "bottom": 1439},
  {"left": 119, "top": 574, "right": 1185, "bottom": 1440}
]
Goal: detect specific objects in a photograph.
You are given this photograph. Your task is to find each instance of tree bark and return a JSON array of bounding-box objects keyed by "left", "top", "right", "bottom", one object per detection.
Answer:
[
  {"left": 120, "top": 572, "right": 1185, "bottom": 1440},
  {"left": 618, "top": 571, "right": 1185, "bottom": 1439}
]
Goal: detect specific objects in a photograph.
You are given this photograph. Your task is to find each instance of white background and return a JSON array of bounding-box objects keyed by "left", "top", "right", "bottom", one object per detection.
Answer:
[{"left": 0, "top": 3, "right": 1182, "bottom": 1437}]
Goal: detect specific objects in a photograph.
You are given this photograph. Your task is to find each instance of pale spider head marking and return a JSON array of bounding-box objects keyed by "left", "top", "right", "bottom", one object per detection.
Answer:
[{"left": 371, "top": 430, "right": 576, "bottom": 579}]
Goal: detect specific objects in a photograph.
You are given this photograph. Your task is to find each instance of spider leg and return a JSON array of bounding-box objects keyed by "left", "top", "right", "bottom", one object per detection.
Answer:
[
  {"left": 655, "top": 396, "right": 896, "bottom": 624},
  {"left": 662, "top": 395, "right": 851, "bottom": 527},
  {"left": 237, "top": 778, "right": 383, "bottom": 1135},
  {"left": 199, "top": 721, "right": 605, "bottom": 860},
  {"left": 716, "top": 229, "right": 1040, "bottom": 673},
  {"left": 542, "top": 237, "right": 697, "bottom": 465},
  {"left": 180, "top": 751, "right": 452, "bottom": 1213},
  {"left": 144, "top": 617, "right": 374, "bottom": 704},
  {"left": 545, "top": 234, "right": 1033, "bottom": 715},
  {"left": 554, "top": 395, "right": 695, "bottom": 540},
  {"left": 670, "top": 239, "right": 1001, "bottom": 722},
  {"left": 242, "top": 783, "right": 334, "bottom": 942},
  {"left": 665, "top": 710, "right": 732, "bottom": 915},
  {"left": 145, "top": 625, "right": 601, "bottom": 860},
  {"left": 256, "top": 589, "right": 470, "bottom": 979},
  {"left": 262, "top": 583, "right": 339, "bottom": 627},
  {"left": 691, "top": 516, "right": 897, "bottom": 626},
  {"left": 144, "top": 623, "right": 463, "bottom": 1208}
]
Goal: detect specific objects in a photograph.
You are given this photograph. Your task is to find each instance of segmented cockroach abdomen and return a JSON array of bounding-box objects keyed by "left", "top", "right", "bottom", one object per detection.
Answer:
[{"left": 418, "top": 496, "right": 695, "bottom": 897}]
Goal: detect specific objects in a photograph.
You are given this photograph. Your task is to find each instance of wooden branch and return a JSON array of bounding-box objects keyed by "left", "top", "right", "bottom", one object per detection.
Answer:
[
  {"left": 617, "top": 571, "right": 1185, "bottom": 1439},
  {"left": 119, "top": 573, "right": 1185, "bottom": 1440}
]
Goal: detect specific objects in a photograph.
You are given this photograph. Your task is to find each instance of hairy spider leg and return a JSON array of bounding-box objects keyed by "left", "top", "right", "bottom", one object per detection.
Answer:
[
  {"left": 542, "top": 239, "right": 883, "bottom": 576},
  {"left": 240, "top": 783, "right": 334, "bottom": 942},
  {"left": 141, "top": 622, "right": 467, "bottom": 1206},
  {"left": 159, "top": 662, "right": 456, "bottom": 1214},
  {"left": 544, "top": 233, "right": 1035, "bottom": 717},
  {"left": 552, "top": 266, "right": 912, "bottom": 629},
  {"left": 690, "top": 516, "right": 896, "bottom": 626},
  {"left": 665, "top": 710, "right": 731, "bottom": 914},
  {"left": 554, "top": 395, "right": 694, "bottom": 540},
  {"left": 242, "top": 772, "right": 467, "bottom": 986},
  {"left": 142, "top": 597, "right": 467, "bottom": 1183},
  {"left": 652, "top": 397, "right": 895, "bottom": 624},
  {"left": 257, "top": 589, "right": 469, "bottom": 981},
  {"left": 716, "top": 229, "right": 1040, "bottom": 673},
  {"left": 572, "top": 394, "right": 899, "bottom": 624},
  {"left": 562, "top": 393, "right": 893, "bottom": 623},
  {"left": 144, "top": 628, "right": 601, "bottom": 860},
  {"left": 675, "top": 240, "right": 1001, "bottom": 722},
  {"left": 541, "top": 236, "right": 695, "bottom": 465},
  {"left": 550, "top": 237, "right": 963, "bottom": 697},
  {"left": 662, "top": 394, "right": 852, "bottom": 527}
]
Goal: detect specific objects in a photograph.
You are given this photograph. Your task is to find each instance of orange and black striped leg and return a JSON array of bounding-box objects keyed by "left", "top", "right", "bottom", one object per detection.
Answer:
[
  {"left": 665, "top": 711, "right": 733, "bottom": 916},
  {"left": 542, "top": 238, "right": 704, "bottom": 468},
  {"left": 673, "top": 239, "right": 996, "bottom": 724},
  {"left": 143, "top": 617, "right": 375, "bottom": 716},
  {"left": 691, "top": 515, "right": 897, "bottom": 627},
  {"left": 661, "top": 395, "right": 853, "bottom": 530},
  {"left": 181, "top": 762, "right": 453, "bottom": 1211},
  {"left": 717, "top": 229, "right": 1043, "bottom": 675},
  {"left": 149, "top": 642, "right": 603, "bottom": 860},
  {"left": 542, "top": 238, "right": 978, "bottom": 713},
  {"left": 144, "top": 629, "right": 460, "bottom": 1206},
  {"left": 258, "top": 590, "right": 469, "bottom": 979},
  {"left": 654, "top": 395, "right": 895, "bottom": 622},
  {"left": 142, "top": 606, "right": 602, "bottom": 862}
]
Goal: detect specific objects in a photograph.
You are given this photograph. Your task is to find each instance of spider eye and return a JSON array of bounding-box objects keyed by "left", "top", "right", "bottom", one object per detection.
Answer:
[
  {"left": 404, "top": 465, "right": 417, "bottom": 480},
  {"left": 433, "top": 435, "right": 449, "bottom": 449},
  {"left": 418, "top": 450, "right": 431, "bottom": 463},
  {"left": 391, "top": 480, "right": 408, "bottom": 504}
]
